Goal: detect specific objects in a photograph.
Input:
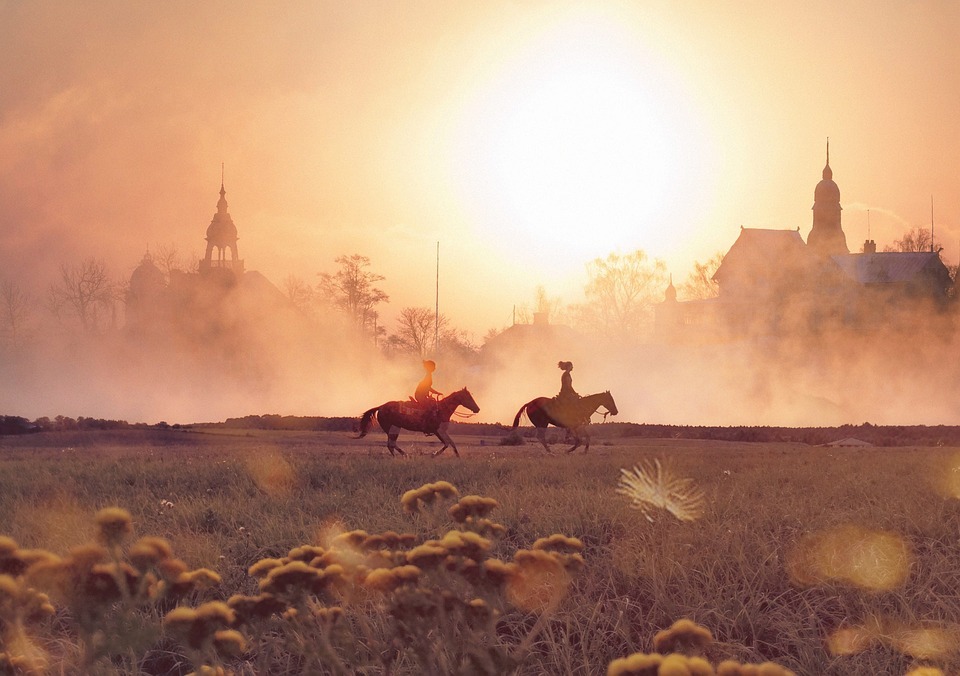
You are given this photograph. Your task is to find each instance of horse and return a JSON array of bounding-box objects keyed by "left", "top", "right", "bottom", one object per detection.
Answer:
[
  {"left": 511, "top": 391, "right": 618, "bottom": 454},
  {"left": 356, "top": 388, "right": 480, "bottom": 457}
]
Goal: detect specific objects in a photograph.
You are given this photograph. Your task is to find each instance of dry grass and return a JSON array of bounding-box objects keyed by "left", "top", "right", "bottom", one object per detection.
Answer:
[{"left": 1, "top": 429, "right": 959, "bottom": 674}]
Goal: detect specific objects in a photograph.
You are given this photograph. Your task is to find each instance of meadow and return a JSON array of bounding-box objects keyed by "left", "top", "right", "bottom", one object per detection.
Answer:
[{"left": 1, "top": 427, "right": 959, "bottom": 675}]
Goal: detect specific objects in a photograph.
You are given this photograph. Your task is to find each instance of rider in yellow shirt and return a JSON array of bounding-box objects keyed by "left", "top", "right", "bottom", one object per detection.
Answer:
[{"left": 414, "top": 360, "right": 442, "bottom": 428}]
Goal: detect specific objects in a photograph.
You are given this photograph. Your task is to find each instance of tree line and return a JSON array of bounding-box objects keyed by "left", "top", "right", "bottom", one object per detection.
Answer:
[
  {"left": 283, "top": 250, "right": 727, "bottom": 356},
  {"left": 2, "top": 222, "right": 953, "bottom": 355}
]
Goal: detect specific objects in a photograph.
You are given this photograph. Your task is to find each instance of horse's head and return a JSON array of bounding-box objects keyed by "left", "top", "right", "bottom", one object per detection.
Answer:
[
  {"left": 602, "top": 390, "right": 618, "bottom": 416},
  {"left": 454, "top": 387, "right": 480, "bottom": 413}
]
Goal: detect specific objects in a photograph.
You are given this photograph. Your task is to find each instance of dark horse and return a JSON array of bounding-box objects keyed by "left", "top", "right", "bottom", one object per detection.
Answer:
[
  {"left": 511, "top": 391, "right": 618, "bottom": 453},
  {"left": 356, "top": 388, "right": 480, "bottom": 457}
]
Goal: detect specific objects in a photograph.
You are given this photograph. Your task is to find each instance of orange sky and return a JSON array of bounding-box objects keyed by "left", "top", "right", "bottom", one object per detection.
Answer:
[{"left": 1, "top": 0, "right": 958, "bottom": 338}]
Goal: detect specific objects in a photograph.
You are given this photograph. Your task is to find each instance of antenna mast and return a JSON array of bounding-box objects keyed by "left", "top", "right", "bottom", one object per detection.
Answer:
[{"left": 931, "top": 196, "right": 935, "bottom": 253}]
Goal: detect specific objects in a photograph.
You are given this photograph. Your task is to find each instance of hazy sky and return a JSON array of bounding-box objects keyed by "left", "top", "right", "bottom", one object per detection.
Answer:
[{"left": 1, "top": 0, "right": 957, "bottom": 337}]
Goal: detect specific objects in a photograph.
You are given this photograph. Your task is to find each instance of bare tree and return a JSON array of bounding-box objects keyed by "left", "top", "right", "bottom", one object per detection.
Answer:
[
  {"left": 0, "top": 278, "right": 32, "bottom": 346},
  {"left": 318, "top": 254, "right": 389, "bottom": 339},
  {"left": 154, "top": 242, "right": 198, "bottom": 279},
  {"left": 884, "top": 226, "right": 942, "bottom": 253},
  {"left": 283, "top": 274, "right": 318, "bottom": 318},
  {"left": 573, "top": 249, "right": 667, "bottom": 340},
  {"left": 388, "top": 306, "right": 445, "bottom": 357},
  {"left": 680, "top": 252, "right": 724, "bottom": 301},
  {"left": 48, "top": 258, "right": 117, "bottom": 332},
  {"left": 438, "top": 325, "right": 478, "bottom": 361},
  {"left": 515, "top": 285, "right": 567, "bottom": 325}
]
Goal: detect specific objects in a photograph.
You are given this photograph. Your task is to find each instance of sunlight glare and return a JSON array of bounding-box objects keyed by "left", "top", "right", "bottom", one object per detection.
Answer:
[
  {"left": 786, "top": 524, "right": 912, "bottom": 592},
  {"left": 451, "top": 8, "right": 712, "bottom": 276}
]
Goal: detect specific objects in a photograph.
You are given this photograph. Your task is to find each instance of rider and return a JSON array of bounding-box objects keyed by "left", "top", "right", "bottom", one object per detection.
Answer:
[
  {"left": 555, "top": 361, "right": 582, "bottom": 425},
  {"left": 414, "top": 359, "right": 442, "bottom": 428}
]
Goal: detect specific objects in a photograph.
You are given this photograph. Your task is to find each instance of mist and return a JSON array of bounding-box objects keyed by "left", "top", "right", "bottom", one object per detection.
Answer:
[
  {"left": 1, "top": 2, "right": 958, "bottom": 426},
  {"left": 3, "top": 260, "right": 959, "bottom": 428}
]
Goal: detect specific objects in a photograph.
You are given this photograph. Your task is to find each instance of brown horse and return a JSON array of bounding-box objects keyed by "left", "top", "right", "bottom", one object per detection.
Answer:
[
  {"left": 511, "top": 391, "right": 618, "bottom": 453},
  {"left": 356, "top": 388, "right": 480, "bottom": 457}
]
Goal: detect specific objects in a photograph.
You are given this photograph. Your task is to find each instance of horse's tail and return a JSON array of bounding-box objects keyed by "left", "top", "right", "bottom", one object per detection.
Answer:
[
  {"left": 355, "top": 406, "right": 379, "bottom": 439},
  {"left": 512, "top": 400, "right": 534, "bottom": 428}
]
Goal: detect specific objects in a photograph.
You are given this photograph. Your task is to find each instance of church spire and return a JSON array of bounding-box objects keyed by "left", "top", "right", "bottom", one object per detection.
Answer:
[
  {"left": 807, "top": 138, "right": 848, "bottom": 256},
  {"left": 822, "top": 137, "right": 832, "bottom": 180}
]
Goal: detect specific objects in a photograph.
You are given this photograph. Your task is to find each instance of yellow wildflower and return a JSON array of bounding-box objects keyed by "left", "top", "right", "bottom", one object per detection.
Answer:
[{"left": 94, "top": 507, "right": 133, "bottom": 546}]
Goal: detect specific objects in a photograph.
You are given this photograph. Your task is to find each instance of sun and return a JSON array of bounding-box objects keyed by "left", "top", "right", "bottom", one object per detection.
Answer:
[{"left": 450, "top": 10, "right": 711, "bottom": 276}]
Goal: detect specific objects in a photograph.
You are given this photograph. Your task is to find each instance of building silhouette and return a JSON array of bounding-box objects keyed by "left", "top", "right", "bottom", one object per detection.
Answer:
[
  {"left": 657, "top": 144, "right": 952, "bottom": 341},
  {"left": 126, "top": 178, "right": 288, "bottom": 342},
  {"left": 199, "top": 179, "right": 244, "bottom": 279}
]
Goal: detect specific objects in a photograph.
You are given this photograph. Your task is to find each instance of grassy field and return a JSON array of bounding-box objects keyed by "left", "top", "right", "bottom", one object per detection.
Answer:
[{"left": 1, "top": 428, "right": 959, "bottom": 675}]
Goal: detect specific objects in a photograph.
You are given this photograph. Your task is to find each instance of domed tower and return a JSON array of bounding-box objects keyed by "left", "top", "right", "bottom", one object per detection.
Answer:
[
  {"left": 806, "top": 139, "right": 849, "bottom": 257},
  {"left": 126, "top": 251, "right": 166, "bottom": 329},
  {"left": 199, "top": 173, "right": 244, "bottom": 278}
]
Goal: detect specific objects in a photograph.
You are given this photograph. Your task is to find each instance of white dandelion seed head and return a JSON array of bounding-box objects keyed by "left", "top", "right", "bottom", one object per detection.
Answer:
[{"left": 616, "top": 459, "right": 706, "bottom": 523}]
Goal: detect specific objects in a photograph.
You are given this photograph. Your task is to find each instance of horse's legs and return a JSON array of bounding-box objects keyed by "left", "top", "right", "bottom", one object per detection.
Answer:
[
  {"left": 566, "top": 427, "right": 582, "bottom": 453},
  {"left": 433, "top": 425, "right": 458, "bottom": 458},
  {"left": 387, "top": 427, "right": 406, "bottom": 457},
  {"left": 536, "top": 426, "right": 553, "bottom": 454}
]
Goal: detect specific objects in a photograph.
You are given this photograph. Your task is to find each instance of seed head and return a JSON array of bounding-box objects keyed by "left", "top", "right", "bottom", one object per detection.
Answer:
[
  {"left": 406, "top": 544, "right": 447, "bottom": 569},
  {"left": 449, "top": 495, "right": 499, "bottom": 523},
  {"left": 436, "top": 530, "right": 491, "bottom": 560},
  {"left": 260, "top": 561, "right": 320, "bottom": 596},
  {"left": 95, "top": 508, "right": 133, "bottom": 546},
  {"left": 364, "top": 565, "right": 421, "bottom": 592},
  {"left": 653, "top": 619, "right": 714, "bottom": 655},
  {"left": 228, "top": 593, "right": 286, "bottom": 624},
  {"left": 157, "top": 557, "right": 189, "bottom": 581},
  {"left": 213, "top": 629, "right": 247, "bottom": 658},
  {"left": 469, "top": 518, "right": 507, "bottom": 539},
  {"left": 129, "top": 537, "right": 173, "bottom": 571},
  {"left": 66, "top": 544, "right": 109, "bottom": 574},
  {"left": 287, "top": 545, "right": 326, "bottom": 563},
  {"left": 617, "top": 460, "right": 706, "bottom": 523},
  {"left": 606, "top": 651, "right": 662, "bottom": 676},
  {"left": 248, "top": 558, "right": 285, "bottom": 579},
  {"left": 401, "top": 481, "right": 459, "bottom": 513},
  {"left": 532, "top": 534, "right": 584, "bottom": 555},
  {"left": 0, "top": 537, "right": 17, "bottom": 558}
]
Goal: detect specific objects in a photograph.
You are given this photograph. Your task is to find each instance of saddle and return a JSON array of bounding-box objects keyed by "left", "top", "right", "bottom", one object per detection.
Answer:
[
  {"left": 549, "top": 396, "right": 588, "bottom": 427},
  {"left": 401, "top": 400, "right": 439, "bottom": 427}
]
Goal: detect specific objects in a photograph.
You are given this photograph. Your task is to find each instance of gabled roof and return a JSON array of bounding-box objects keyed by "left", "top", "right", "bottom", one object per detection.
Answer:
[
  {"left": 713, "top": 228, "right": 817, "bottom": 283},
  {"left": 831, "top": 252, "right": 948, "bottom": 285},
  {"left": 823, "top": 437, "right": 873, "bottom": 447}
]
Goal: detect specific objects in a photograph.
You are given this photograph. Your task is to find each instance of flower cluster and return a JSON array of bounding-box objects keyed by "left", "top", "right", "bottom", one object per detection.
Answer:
[
  {"left": 26, "top": 519, "right": 220, "bottom": 618},
  {"left": 608, "top": 619, "right": 794, "bottom": 676},
  {"left": 400, "top": 480, "right": 459, "bottom": 513},
  {"left": 0, "top": 508, "right": 226, "bottom": 674},
  {"left": 0, "top": 569, "right": 56, "bottom": 673},
  {"left": 608, "top": 652, "right": 795, "bottom": 676},
  {"left": 164, "top": 601, "right": 245, "bottom": 658},
  {"left": 653, "top": 618, "right": 714, "bottom": 655},
  {"left": 215, "top": 481, "right": 589, "bottom": 674}
]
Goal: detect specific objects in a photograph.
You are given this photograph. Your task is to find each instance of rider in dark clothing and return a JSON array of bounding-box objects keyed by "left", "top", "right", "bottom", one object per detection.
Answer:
[
  {"left": 555, "top": 361, "right": 582, "bottom": 426},
  {"left": 557, "top": 361, "right": 578, "bottom": 400}
]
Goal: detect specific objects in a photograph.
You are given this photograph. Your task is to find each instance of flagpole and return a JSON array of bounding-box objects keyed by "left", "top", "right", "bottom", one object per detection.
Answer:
[{"left": 434, "top": 241, "right": 440, "bottom": 355}]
